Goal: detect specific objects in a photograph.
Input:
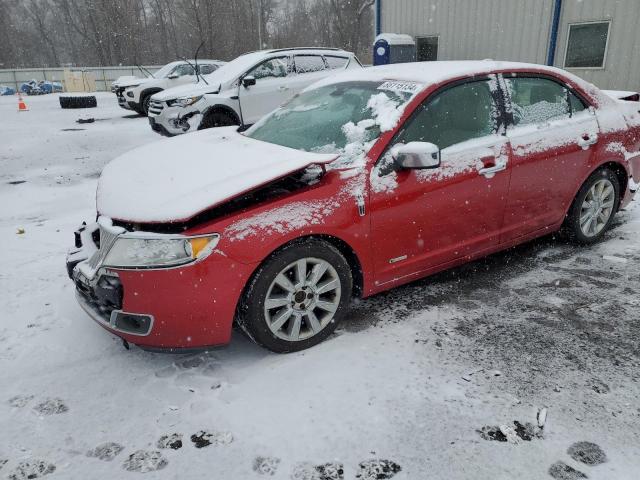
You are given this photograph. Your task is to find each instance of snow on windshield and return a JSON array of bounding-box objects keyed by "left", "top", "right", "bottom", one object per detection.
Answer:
[{"left": 245, "top": 81, "right": 421, "bottom": 170}]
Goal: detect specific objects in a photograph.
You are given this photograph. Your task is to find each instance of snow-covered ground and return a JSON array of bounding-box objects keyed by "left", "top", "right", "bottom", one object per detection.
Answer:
[{"left": 1, "top": 93, "right": 639, "bottom": 480}]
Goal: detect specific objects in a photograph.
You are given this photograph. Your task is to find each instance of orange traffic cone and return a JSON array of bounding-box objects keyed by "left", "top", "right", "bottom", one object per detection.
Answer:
[{"left": 18, "top": 94, "right": 28, "bottom": 112}]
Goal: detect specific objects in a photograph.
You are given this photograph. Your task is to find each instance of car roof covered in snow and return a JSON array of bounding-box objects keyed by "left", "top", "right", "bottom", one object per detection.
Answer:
[
  {"left": 231, "top": 47, "right": 355, "bottom": 59},
  {"left": 306, "top": 60, "right": 611, "bottom": 105},
  {"left": 183, "top": 59, "right": 226, "bottom": 64}
]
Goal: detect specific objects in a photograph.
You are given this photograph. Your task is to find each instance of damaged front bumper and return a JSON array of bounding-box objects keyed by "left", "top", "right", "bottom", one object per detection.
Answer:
[
  {"left": 147, "top": 101, "right": 203, "bottom": 136},
  {"left": 66, "top": 218, "right": 254, "bottom": 350},
  {"left": 66, "top": 221, "right": 153, "bottom": 337}
]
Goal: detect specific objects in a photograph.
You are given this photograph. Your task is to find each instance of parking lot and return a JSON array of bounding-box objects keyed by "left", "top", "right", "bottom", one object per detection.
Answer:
[{"left": 1, "top": 93, "right": 639, "bottom": 479}]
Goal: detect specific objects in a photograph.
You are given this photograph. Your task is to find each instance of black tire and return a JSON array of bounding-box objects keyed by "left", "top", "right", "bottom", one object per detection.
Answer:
[
  {"left": 199, "top": 110, "right": 239, "bottom": 130},
  {"left": 59, "top": 95, "right": 97, "bottom": 109},
  {"left": 237, "top": 239, "right": 353, "bottom": 353},
  {"left": 141, "top": 94, "right": 152, "bottom": 116},
  {"left": 562, "top": 167, "right": 620, "bottom": 244}
]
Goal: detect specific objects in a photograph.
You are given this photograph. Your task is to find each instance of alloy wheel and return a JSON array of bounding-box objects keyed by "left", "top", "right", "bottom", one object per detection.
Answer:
[
  {"left": 579, "top": 178, "right": 616, "bottom": 237},
  {"left": 264, "top": 257, "right": 341, "bottom": 342}
]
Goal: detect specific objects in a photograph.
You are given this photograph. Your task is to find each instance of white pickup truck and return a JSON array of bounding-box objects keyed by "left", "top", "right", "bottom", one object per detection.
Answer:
[
  {"left": 147, "top": 48, "right": 362, "bottom": 136},
  {"left": 113, "top": 60, "right": 225, "bottom": 115}
]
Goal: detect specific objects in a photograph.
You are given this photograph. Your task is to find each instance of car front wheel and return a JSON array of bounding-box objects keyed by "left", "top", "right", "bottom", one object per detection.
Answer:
[
  {"left": 237, "top": 239, "right": 352, "bottom": 353},
  {"left": 141, "top": 95, "right": 152, "bottom": 116},
  {"left": 563, "top": 167, "right": 620, "bottom": 244},
  {"left": 199, "top": 110, "right": 239, "bottom": 130}
]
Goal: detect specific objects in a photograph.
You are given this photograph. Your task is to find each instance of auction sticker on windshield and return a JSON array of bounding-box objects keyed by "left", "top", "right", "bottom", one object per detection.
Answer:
[{"left": 378, "top": 81, "right": 424, "bottom": 94}]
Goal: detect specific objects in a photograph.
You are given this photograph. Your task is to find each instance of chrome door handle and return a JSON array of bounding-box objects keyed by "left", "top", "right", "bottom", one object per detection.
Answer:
[
  {"left": 278, "top": 86, "right": 289, "bottom": 91},
  {"left": 478, "top": 163, "right": 507, "bottom": 178},
  {"left": 578, "top": 133, "right": 598, "bottom": 149}
]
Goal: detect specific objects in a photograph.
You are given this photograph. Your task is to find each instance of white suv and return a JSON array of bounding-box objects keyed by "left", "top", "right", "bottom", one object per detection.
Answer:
[
  {"left": 147, "top": 48, "right": 362, "bottom": 136},
  {"left": 114, "top": 60, "right": 225, "bottom": 115}
]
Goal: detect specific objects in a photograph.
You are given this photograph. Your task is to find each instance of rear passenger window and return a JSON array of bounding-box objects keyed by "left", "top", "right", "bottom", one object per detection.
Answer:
[
  {"left": 395, "top": 80, "right": 497, "bottom": 150},
  {"left": 504, "top": 77, "right": 584, "bottom": 126},
  {"left": 324, "top": 56, "right": 349, "bottom": 70},
  {"left": 294, "top": 55, "right": 326, "bottom": 74}
]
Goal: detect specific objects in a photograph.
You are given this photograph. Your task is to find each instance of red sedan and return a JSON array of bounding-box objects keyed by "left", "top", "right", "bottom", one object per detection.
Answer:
[{"left": 67, "top": 61, "right": 640, "bottom": 353}]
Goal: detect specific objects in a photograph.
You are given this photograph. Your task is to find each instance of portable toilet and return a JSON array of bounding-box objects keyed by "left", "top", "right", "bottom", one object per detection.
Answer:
[{"left": 373, "top": 33, "right": 416, "bottom": 65}]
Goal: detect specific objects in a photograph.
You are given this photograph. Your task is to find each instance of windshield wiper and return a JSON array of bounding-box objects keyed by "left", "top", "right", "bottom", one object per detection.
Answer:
[
  {"left": 181, "top": 41, "right": 208, "bottom": 85},
  {"left": 134, "top": 61, "right": 155, "bottom": 79},
  {"left": 194, "top": 41, "right": 208, "bottom": 85}
]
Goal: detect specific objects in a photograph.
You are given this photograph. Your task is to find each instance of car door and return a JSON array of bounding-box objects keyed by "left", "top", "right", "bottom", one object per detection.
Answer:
[
  {"left": 369, "top": 77, "right": 512, "bottom": 285},
  {"left": 286, "top": 54, "right": 330, "bottom": 94},
  {"left": 500, "top": 75, "right": 600, "bottom": 242},
  {"left": 239, "top": 56, "right": 293, "bottom": 125}
]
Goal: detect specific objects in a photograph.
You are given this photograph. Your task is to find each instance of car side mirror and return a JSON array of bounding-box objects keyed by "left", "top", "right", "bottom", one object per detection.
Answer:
[
  {"left": 242, "top": 76, "right": 256, "bottom": 88},
  {"left": 167, "top": 73, "right": 179, "bottom": 79},
  {"left": 391, "top": 142, "right": 441, "bottom": 169}
]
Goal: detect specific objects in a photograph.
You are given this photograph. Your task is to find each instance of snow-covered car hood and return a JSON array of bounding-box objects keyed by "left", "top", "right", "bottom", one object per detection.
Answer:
[
  {"left": 114, "top": 77, "right": 151, "bottom": 89},
  {"left": 97, "top": 127, "right": 338, "bottom": 223},
  {"left": 152, "top": 81, "right": 221, "bottom": 101}
]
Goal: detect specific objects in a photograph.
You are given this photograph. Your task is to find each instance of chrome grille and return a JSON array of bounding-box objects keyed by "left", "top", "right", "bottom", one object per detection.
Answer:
[
  {"left": 87, "top": 225, "right": 120, "bottom": 270},
  {"left": 148, "top": 100, "right": 164, "bottom": 115}
]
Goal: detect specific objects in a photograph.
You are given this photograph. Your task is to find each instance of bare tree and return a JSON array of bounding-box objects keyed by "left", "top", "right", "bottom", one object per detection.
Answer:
[{"left": 0, "top": 0, "right": 374, "bottom": 68}]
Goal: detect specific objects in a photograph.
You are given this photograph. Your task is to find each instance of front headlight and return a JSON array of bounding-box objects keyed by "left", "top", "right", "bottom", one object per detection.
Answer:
[
  {"left": 103, "top": 234, "right": 219, "bottom": 268},
  {"left": 173, "top": 95, "right": 203, "bottom": 107}
]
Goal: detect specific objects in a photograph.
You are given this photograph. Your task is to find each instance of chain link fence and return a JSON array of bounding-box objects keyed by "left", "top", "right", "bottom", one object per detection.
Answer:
[{"left": 0, "top": 66, "right": 161, "bottom": 92}]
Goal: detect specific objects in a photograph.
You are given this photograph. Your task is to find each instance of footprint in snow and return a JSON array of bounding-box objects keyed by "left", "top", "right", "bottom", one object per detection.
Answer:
[
  {"left": 478, "top": 420, "right": 543, "bottom": 443},
  {"left": 590, "top": 379, "right": 610, "bottom": 394},
  {"left": 547, "top": 441, "right": 607, "bottom": 479},
  {"left": 7, "top": 459, "right": 56, "bottom": 480},
  {"left": 154, "top": 365, "right": 178, "bottom": 378},
  {"left": 157, "top": 433, "right": 183, "bottom": 450},
  {"left": 253, "top": 456, "right": 280, "bottom": 476},
  {"left": 291, "top": 462, "right": 344, "bottom": 480},
  {"left": 356, "top": 459, "right": 401, "bottom": 480},
  {"left": 314, "top": 463, "right": 345, "bottom": 480},
  {"left": 33, "top": 398, "right": 68, "bottom": 415},
  {"left": 86, "top": 442, "right": 124, "bottom": 461},
  {"left": 0, "top": 459, "right": 7, "bottom": 470},
  {"left": 177, "top": 355, "right": 220, "bottom": 376},
  {"left": 8, "top": 395, "right": 34, "bottom": 408},
  {"left": 567, "top": 441, "right": 607, "bottom": 466},
  {"left": 190, "top": 430, "right": 233, "bottom": 448},
  {"left": 548, "top": 461, "right": 587, "bottom": 480},
  {"left": 122, "top": 450, "right": 168, "bottom": 473},
  {"left": 177, "top": 355, "right": 207, "bottom": 369}
]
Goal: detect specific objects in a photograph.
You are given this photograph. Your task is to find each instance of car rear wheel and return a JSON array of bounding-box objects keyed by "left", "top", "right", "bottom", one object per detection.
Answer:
[
  {"left": 237, "top": 240, "right": 352, "bottom": 353},
  {"left": 563, "top": 168, "right": 620, "bottom": 244}
]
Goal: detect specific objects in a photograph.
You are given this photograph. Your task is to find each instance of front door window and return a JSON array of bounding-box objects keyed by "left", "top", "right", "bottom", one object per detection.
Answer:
[
  {"left": 395, "top": 80, "right": 498, "bottom": 148},
  {"left": 247, "top": 57, "right": 290, "bottom": 81}
]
